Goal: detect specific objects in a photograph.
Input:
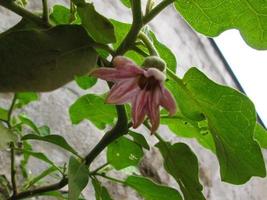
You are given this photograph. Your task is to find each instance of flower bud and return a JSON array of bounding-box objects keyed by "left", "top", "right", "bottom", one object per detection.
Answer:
[{"left": 142, "top": 56, "right": 166, "bottom": 72}]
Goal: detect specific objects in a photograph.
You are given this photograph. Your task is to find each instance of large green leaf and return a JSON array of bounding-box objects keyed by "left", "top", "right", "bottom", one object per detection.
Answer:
[
  {"left": 76, "top": 3, "right": 116, "bottom": 44},
  {"left": 69, "top": 94, "right": 116, "bottom": 129},
  {"left": 68, "top": 156, "right": 89, "bottom": 200},
  {"left": 125, "top": 176, "right": 182, "bottom": 200},
  {"left": 92, "top": 177, "right": 113, "bottom": 200},
  {"left": 0, "top": 25, "right": 98, "bottom": 92},
  {"left": 22, "top": 134, "right": 79, "bottom": 157},
  {"left": 0, "top": 108, "right": 8, "bottom": 121},
  {"left": 174, "top": 0, "right": 267, "bottom": 49},
  {"left": 129, "top": 131, "right": 150, "bottom": 150},
  {"left": 161, "top": 115, "right": 215, "bottom": 152},
  {"left": 156, "top": 141, "right": 205, "bottom": 200},
  {"left": 111, "top": 20, "right": 131, "bottom": 49},
  {"left": 15, "top": 92, "right": 38, "bottom": 108},
  {"left": 173, "top": 67, "right": 266, "bottom": 184},
  {"left": 107, "top": 137, "right": 144, "bottom": 170},
  {"left": 254, "top": 123, "right": 267, "bottom": 148}
]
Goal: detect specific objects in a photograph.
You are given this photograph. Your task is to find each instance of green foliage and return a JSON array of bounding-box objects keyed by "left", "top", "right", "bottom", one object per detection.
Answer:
[
  {"left": 92, "top": 177, "right": 113, "bottom": 200},
  {"left": 22, "top": 134, "right": 80, "bottom": 157},
  {"left": 107, "top": 137, "right": 144, "bottom": 170},
  {"left": 120, "top": 0, "right": 131, "bottom": 8},
  {"left": 125, "top": 175, "right": 182, "bottom": 200},
  {"left": 172, "top": 67, "right": 266, "bottom": 184},
  {"left": 161, "top": 115, "right": 215, "bottom": 152},
  {"left": 0, "top": 107, "right": 8, "bottom": 121},
  {"left": 69, "top": 94, "right": 116, "bottom": 129},
  {"left": 76, "top": 3, "right": 116, "bottom": 44},
  {"left": 254, "top": 123, "right": 267, "bottom": 148},
  {"left": 68, "top": 156, "right": 89, "bottom": 200},
  {"left": 156, "top": 141, "right": 205, "bottom": 200},
  {"left": 50, "top": 5, "right": 72, "bottom": 25},
  {"left": 0, "top": 24, "right": 98, "bottom": 92},
  {"left": 75, "top": 75, "right": 97, "bottom": 90},
  {"left": 111, "top": 19, "right": 131, "bottom": 49},
  {"left": 15, "top": 92, "right": 38, "bottom": 108},
  {"left": 129, "top": 131, "right": 150, "bottom": 150},
  {"left": 174, "top": 0, "right": 267, "bottom": 50}
]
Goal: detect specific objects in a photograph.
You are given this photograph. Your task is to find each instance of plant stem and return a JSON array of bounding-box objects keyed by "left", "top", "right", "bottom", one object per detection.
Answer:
[
  {"left": 95, "top": 173, "right": 125, "bottom": 184},
  {"left": 90, "top": 163, "right": 109, "bottom": 175},
  {"left": 115, "top": 0, "right": 143, "bottom": 55},
  {"left": 0, "top": 0, "right": 51, "bottom": 28},
  {"left": 41, "top": 0, "right": 49, "bottom": 23},
  {"left": 10, "top": 142, "right": 17, "bottom": 199},
  {"left": 138, "top": 31, "right": 159, "bottom": 56},
  {"left": 7, "top": 94, "right": 17, "bottom": 129},
  {"left": 143, "top": 0, "right": 175, "bottom": 25}
]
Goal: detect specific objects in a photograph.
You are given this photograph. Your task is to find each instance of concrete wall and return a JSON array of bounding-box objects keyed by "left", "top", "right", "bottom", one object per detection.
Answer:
[{"left": 0, "top": 0, "right": 266, "bottom": 199}]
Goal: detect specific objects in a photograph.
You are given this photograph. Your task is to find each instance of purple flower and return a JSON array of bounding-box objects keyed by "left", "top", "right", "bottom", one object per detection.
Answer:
[{"left": 91, "top": 56, "right": 176, "bottom": 133}]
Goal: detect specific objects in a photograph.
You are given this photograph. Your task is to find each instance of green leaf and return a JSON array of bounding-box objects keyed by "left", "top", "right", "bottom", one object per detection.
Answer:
[
  {"left": 92, "top": 177, "right": 113, "bottom": 200},
  {"left": 254, "top": 123, "right": 267, "bottom": 148},
  {"left": 161, "top": 115, "right": 215, "bottom": 152},
  {"left": 15, "top": 92, "right": 38, "bottom": 108},
  {"left": 0, "top": 107, "right": 8, "bottom": 121},
  {"left": 50, "top": 5, "right": 71, "bottom": 25},
  {"left": 173, "top": 67, "right": 266, "bottom": 184},
  {"left": 19, "top": 115, "right": 40, "bottom": 135},
  {"left": 24, "top": 166, "right": 57, "bottom": 189},
  {"left": 0, "top": 123, "right": 17, "bottom": 150},
  {"left": 156, "top": 141, "right": 205, "bottom": 200},
  {"left": 38, "top": 125, "right": 51, "bottom": 136},
  {"left": 77, "top": 3, "right": 116, "bottom": 44},
  {"left": 69, "top": 94, "right": 116, "bottom": 129},
  {"left": 75, "top": 75, "right": 97, "bottom": 90},
  {"left": 68, "top": 156, "right": 89, "bottom": 200},
  {"left": 125, "top": 175, "right": 182, "bottom": 200},
  {"left": 107, "top": 137, "right": 144, "bottom": 170},
  {"left": 120, "top": 0, "right": 131, "bottom": 8},
  {"left": 21, "top": 149, "right": 60, "bottom": 171},
  {"left": 128, "top": 131, "right": 150, "bottom": 150},
  {"left": 174, "top": 0, "right": 267, "bottom": 49},
  {"left": 150, "top": 31, "right": 177, "bottom": 73},
  {"left": 0, "top": 25, "right": 98, "bottom": 92},
  {"left": 111, "top": 20, "right": 131, "bottom": 49},
  {"left": 22, "top": 134, "right": 79, "bottom": 157}
]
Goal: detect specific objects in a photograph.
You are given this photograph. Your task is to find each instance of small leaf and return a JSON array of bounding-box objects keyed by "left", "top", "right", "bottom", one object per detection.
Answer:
[
  {"left": 69, "top": 94, "right": 116, "bottom": 129},
  {"left": 111, "top": 20, "right": 131, "bottom": 49},
  {"left": 129, "top": 131, "right": 150, "bottom": 150},
  {"left": 68, "top": 156, "right": 89, "bottom": 200},
  {"left": 125, "top": 175, "right": 182, "bottom": 200},
  {"left": 156, "top": 141, "right": 205, "bottom": 200},
  {"left": 22, "top": 134, "right": 79, "bottom": 157},
  {"left": 254, "top": 123, "right": 267, "bottom": 149},
  {"left": 38, "top": 125, "right": 51, "bottom": 136},
  {"left": 0, "top": 107, "right": 8, "bottom": 121},
  {"left": 150, "top": 31, "right": 177, "bottom": 73},
  {"left": 50, "top": 5, "right": 71, "bottom": 25},
  {"left": 107, "top": 137, "right": 144, "bottom": 170},
  {"left": 0, "top": 123, "right": 17, "bottom": 150},
  {"left": 19, "top": 115, "right": 40, "bottom": 135},
  {"left": 0, "top": 24, "right": 98, "bottom": 92},
  {"left": 92, "top": 177, "right": 113, "bottom": 200},
  {"left": 15, "top": 92, "right": 38, "bottom": 108},
  {"left": 77, "top": 3, "right": 116, "bottom": 44},
  {"left": 174, "top": 0, "right": 267, "bottom": 49},
  {"left": 75, "top": 75, "right": 97, "bottom": 90},
  {"left": 120, "top": 0, "right": 131, "bottom": 8}
]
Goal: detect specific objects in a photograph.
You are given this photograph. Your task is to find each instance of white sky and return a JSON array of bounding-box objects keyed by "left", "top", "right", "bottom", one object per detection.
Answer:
[{"left": 214, "top": 30, "right": 267, "bottom": 126}]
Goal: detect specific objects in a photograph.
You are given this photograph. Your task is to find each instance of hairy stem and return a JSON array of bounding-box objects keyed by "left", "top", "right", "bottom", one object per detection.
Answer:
[
  {"left": 41, "top": 0, "right": 49, "bottom": 23},
  {"left": 0, "top": 0, "right": 51, "bottom": 27},
  {"left": 138, "top": 31, "right": 159, "bottom": 56},
  {"left": 7, "top": 94, "right": 17, "bottom": 129},
  {"left": 143, "top": 0, "right": 175, "bottom": 25}
]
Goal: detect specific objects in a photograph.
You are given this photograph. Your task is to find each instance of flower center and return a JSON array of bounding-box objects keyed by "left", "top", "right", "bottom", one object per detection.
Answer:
[{"left": 138, "top": 75, "right": 159, "bottom": 90}]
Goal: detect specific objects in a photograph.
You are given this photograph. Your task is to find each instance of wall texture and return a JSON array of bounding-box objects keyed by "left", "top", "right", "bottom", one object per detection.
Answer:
[{"left": 0, "top": 0, "right": 266, "bottom": 200}]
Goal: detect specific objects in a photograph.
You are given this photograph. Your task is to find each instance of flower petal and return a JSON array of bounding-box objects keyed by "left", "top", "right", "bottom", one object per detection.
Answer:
[
  {"left": 147, "top": 88, "right": 161, "bottom": 134},
  {"left": 131, "top": 90, "right": 149, "bottom": 128},
  {"left": 106, "top": 78, "right": 140, "bottom": 104},
  {"left": 160, "top": 86, "right": 177, "bottom": 116},
  {"left": 113, "top": 56, "right": 144, "bottom": 75}
]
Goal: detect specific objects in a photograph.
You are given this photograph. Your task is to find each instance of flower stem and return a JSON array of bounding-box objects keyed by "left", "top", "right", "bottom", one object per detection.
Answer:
[
  {"left": 143, "top": 0, "right": 175, "bottom": 25},
  {"left": 138, "top": 31, "right": 159, "bottom": 56},
  {"left": 0, "top": 0, "right": 51, "bottom": 28},
  {"left": 7, "top": 94, "right": 17, "bottom": 129},
  {"left": 41, "top": 0, "right": 49, "bottom": 23}
]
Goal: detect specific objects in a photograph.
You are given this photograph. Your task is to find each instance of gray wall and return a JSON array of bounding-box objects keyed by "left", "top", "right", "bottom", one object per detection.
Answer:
[{"left": 0, "top": 1, "right": 266, "bottom": 199}]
